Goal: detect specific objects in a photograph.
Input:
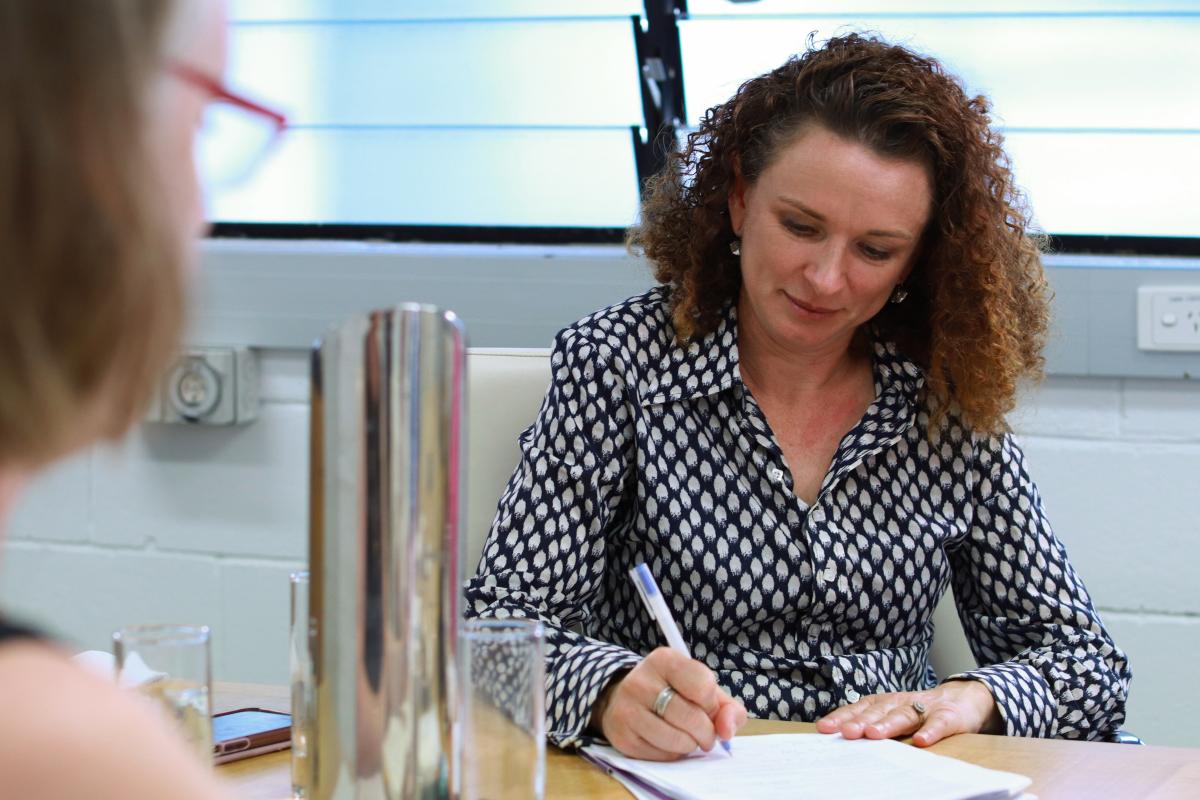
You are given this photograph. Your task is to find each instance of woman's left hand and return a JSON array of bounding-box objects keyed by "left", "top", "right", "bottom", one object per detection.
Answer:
[{"left": 814, "top": 680, "right": 1003, "bottom": 747}]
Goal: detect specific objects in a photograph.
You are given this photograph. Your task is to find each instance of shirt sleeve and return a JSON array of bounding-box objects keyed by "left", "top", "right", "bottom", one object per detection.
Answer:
[
  {"left": 464, "top": 328, "right": 642, "bottom": 749},
  {"left": 946, "top": 432, "right": 1131, "bottom": 740}
]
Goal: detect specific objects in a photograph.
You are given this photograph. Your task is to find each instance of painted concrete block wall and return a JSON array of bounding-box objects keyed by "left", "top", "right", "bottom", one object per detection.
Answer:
[
  {"left": 2, "top": 356, "right": 1198, "bottom": 745},
  {"left": 1007, "top": 376, "right": 1200, "bottom": 745},
  {"left": 0, "top": 350, "right": 309, "bottom": 685}
]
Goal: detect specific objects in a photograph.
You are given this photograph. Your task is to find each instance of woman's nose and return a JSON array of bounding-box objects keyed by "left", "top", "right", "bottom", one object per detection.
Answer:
[{"left": 803, "top": 241, "right": 849, "bottom": 295}]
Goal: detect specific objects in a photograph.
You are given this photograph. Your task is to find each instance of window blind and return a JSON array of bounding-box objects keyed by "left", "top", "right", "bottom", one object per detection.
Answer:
[
  {"left": 213, "top": 0, "right": 646, "bottom": 228},
  {"left": 681, "top": 0, "right": 1200, "bottom": 240}
]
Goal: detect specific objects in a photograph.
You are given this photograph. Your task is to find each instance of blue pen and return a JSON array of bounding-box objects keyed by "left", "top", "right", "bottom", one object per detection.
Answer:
[{"left": 630, "top": 562, "right": 733, "bottom": 755}]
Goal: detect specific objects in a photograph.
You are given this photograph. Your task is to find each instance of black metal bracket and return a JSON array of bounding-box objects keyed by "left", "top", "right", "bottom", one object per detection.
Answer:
[{"left": 630, "top": 1, "right": 688, "bottom": 184}]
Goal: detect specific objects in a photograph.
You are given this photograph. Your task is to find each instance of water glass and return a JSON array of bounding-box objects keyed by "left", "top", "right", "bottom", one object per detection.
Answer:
[
  {"left": 460, "top": 618, "right": 546, "bottom": 800},
  {"left": 290, "top": 570, "right": 314, "bottom": 798},
  {"left": 113, "top": 623, "right": 213, "bottom": 763}
]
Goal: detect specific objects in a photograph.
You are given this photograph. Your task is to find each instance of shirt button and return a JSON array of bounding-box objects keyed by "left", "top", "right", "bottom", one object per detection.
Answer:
[
  {"left": 822, "top": 566, "right": 836, "bottom": 582},
  {"left": 845, "top": 688, "right": 861, "bottom": 704},
  {"left": 769, "top": 467, "right": 785, "bottom": 482}
]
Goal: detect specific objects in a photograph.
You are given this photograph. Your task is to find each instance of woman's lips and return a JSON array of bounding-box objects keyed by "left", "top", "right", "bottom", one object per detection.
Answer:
[{"left": 786, "top": 293, "right": 838, "bottom": 315}]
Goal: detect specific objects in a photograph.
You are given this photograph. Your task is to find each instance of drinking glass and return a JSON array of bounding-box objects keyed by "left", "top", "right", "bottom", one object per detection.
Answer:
[
  {"left": 290, "top": 570, "right": 314, "bottom": 798},
  {"left": 460, "top": 618, "right": 546, "bottom": 800},
  {"left": 113, "top": 623, "right": 213, "bottom": 763}
]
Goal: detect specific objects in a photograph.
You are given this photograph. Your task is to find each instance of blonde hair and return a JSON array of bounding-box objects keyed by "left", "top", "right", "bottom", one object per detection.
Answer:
[{"left": 0, "top": 1, "right": 184, "bottom": 466}]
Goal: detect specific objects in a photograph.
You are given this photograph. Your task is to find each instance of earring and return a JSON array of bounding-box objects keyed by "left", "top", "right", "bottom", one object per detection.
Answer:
[
  {"left": 889, "top": 285, "right": 909, "bottom": 304},
  {"left": 729, "top": 239, "right": 741, "bottom": 256}
]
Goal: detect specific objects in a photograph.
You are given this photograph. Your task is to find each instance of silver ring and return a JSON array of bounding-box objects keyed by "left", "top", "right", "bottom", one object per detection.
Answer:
[
  {"left": 911, "top": 700, "right": 927, "bottom": 721},
  {"left": 653, "top": 686, "right": 677, "bottom": 717}
]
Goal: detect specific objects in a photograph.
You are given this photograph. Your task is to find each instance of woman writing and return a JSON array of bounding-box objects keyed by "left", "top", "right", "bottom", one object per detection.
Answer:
[{"left": 467, "top": 34, "right": 1130, "bottom": 760}]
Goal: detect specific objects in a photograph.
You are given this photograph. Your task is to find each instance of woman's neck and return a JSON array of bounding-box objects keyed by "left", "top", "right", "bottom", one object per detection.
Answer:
[{"left": 737, "top": 298, "right": 869, "bottom": 404}]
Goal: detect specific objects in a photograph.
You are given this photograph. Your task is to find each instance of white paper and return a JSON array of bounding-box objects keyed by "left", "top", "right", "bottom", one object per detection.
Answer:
[{"left": 582, "top": 734, "right": 1032, "bottom": 800}]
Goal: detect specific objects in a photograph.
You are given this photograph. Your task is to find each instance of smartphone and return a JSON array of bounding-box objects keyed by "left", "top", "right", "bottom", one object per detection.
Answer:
[{"left": 212, "top": 707, "right": 292, "bottom": 764}]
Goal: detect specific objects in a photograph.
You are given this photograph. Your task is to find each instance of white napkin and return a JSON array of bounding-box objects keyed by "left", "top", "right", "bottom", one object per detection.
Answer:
[{"left": 73, "top": 650, "right": 167, "bottom": 687}]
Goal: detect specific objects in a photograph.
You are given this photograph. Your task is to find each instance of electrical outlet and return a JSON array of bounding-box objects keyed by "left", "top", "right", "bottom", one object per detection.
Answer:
[
  {"left": 147, "top": 347, "right": 259, "bottom": 425},
  {"left": 1137, "top": 286, "right": 1200, "bottom": 352}
]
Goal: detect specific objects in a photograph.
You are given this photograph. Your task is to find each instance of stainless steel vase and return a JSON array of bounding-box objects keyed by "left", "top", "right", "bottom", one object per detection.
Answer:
[{"left": 308, "top": 305, "right": 467, "bottom": 799}]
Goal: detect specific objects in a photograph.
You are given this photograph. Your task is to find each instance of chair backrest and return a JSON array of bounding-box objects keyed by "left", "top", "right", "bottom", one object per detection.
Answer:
[
  {"left": 930, "top": 589, "right": 975, "bottom": 677},
  {"left": 463, "top": 347, "right": 977, "bottom": 677},
  {"left": 465, "top": 348, "right": 555, "bottom": 574}
]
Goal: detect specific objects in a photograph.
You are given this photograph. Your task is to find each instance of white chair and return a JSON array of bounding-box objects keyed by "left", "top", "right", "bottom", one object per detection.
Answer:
[
  {"left": 465, "top": 349, "right": 556, "bottom": 576},
  {"left": 464, "top": 348, "right": 975, "bottom": 675}
]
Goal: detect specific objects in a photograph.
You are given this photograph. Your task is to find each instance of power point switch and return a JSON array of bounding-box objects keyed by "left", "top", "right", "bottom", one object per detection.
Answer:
[{"left": 148, "top": 347, "right": 259, "bottom": 426}]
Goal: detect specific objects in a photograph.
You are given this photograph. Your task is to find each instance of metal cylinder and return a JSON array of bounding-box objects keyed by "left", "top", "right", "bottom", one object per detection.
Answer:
[{"left": 308, "top": 305, "right": 467, "bottom": 799}]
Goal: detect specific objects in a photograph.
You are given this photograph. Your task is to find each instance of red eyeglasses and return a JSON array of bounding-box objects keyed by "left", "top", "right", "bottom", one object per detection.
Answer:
[{"left": 170, "top": 62, "right": 288, "bottom": 187}]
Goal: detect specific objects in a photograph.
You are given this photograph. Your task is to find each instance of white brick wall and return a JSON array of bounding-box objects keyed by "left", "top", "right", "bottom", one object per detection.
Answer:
[
  {"left": 2, "top": 358, "right": 1197, "bottom": 745},
  {"left": 1007, "top": 375, "right": 1200, "bottom": 746},
  {"left": 0, "top": 349, "right": 309, "bottom": 685}
]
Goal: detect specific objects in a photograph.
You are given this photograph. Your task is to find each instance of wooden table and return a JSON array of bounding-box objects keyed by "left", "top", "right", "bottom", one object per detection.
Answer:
[{"left": 215, "top": 685, "right": 1200, "bottom": 799}]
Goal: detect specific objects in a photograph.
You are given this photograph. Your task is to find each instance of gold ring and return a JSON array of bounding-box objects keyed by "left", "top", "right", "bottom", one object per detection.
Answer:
[
  {"left": 653, "top": 686, "right": 677, "bottom": 717},
  {"left": 912, "top": 700, "right": 927, "bottom": 721}
]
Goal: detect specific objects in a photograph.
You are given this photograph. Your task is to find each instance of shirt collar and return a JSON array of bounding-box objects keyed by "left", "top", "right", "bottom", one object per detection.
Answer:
[{"left": 869, "top": 336, "right": 926, "bottom": 406}]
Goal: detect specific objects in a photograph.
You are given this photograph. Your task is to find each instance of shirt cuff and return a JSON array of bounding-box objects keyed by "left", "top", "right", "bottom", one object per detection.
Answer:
[
  {"left": 947, "top": 662, "right": 1058, "bottom": 738},
  {"left": 546, "top": 639, "right": 643, "bottom": 749}
]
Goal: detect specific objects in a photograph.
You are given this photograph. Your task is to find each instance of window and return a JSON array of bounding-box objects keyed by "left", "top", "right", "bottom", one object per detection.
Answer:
[
  {"left": 214, "top": 0, "right": 645, "bottom": 235},
  {"left": 682, "top": 0, "right": 1200, "bottom": 249},
  {"left": 212, "top": 0, "right": 1199, "bottom": 253}
]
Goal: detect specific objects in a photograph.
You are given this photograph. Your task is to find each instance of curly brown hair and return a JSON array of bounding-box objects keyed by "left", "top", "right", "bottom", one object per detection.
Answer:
[{"left": 629, "top": 33, "right": 1051, "bottom": 435}]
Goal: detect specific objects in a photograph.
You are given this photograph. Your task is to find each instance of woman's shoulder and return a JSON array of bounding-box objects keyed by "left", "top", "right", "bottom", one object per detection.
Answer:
[
  {"left": 557, "top": 286, "right": 675, "bottom": 352},
  {"left": 0, "top": 641, "right": 228, "bottom": 799},
  {"left": 553, "top": 286, "right": 739, "bottom": 405},
  {"left": 874, "top": 336, "right": 1027, "bottom": 469},
  {"left": 551, "top": 286, "right": 681, "bottom": 383},
  {"left": 0, "top": 639, "right": 116, "bottom": 732},
  {"left": 902, "top": 375, "right": 1027, "bottom": 496},
  {"left": 874, "top": 338, "right": 987, "bottom": 438}
]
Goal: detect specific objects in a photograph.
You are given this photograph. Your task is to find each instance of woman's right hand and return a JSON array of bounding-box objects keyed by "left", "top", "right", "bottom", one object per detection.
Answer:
[{"left": 590, "top": 647, "right": 747, "bottom": 760}]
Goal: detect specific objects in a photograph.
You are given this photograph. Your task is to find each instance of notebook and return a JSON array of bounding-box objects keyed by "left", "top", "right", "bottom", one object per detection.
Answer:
[{"left": 581, "top": 733, "right": 1033, "bottom": 800}]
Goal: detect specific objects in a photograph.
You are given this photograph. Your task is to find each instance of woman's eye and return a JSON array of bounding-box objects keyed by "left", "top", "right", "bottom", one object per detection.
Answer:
[
  {"left": 861, "top": 244, "right": 892, "bottom": 261},
  {"left": 784, "top": 220, "right": 815, "bottom": 236}
]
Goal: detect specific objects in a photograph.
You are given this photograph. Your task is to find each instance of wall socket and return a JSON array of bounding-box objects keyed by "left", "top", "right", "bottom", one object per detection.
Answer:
[
  {"left": 147, "top": 347, "right": 259, "bottom": 425},
  {"left": 1137, "top": 286, "right": 1200, "bottom": 353}
]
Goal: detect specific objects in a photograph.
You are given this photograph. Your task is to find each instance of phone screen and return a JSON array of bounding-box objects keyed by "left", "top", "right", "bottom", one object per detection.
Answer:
[{"left": 213, "top": 709, "right": 291, "bottom": 743}]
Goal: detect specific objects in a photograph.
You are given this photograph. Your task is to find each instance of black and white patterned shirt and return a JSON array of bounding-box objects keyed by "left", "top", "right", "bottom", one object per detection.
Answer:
[{"left": 466, "top": 287, "right": 1130, "bottom": 748}]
